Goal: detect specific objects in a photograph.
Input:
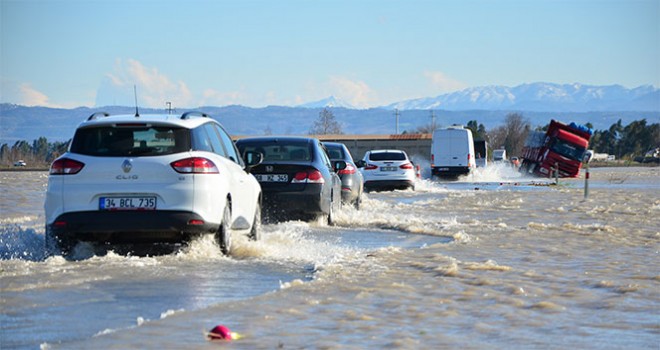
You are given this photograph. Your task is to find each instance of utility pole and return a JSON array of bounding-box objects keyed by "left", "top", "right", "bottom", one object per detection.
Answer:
[
  {"left": 395, "top": 108, "right": 400, "bottom": 134},
  {"left": 430, "top": 110, "right": 436, "bottom": 131},
  {"left": 166, "top": 101, "right": 173, "bottom": 114}
]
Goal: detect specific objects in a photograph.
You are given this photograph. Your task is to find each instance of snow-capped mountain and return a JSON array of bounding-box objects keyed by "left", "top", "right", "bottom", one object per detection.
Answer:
[
  {"left": 386, "top": 83, "right": 659, "bottom": 112},
  {"left": 297, "top": 95, "right": 355, "bottom": 109}
]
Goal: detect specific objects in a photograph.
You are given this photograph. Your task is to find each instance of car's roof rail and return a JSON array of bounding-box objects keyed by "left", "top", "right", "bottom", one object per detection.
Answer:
[
  {"left": 87, "top": 112, "right": 110, "bottom": 121},
  {"left": 180, "top": 111, "right": 210, "bottom": 120}
]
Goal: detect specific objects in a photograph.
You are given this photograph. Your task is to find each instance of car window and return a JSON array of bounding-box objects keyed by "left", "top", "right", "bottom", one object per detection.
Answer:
[
  {"left": 326, "top": 146, "right": 344, "bottom": 160},
  {"left": 319, "top": 142, "right": 333, "bottom": 170},
  {"left": 191, "top": 126, "right": 214, "bottom": 153},
  {"left": 369, "top": 152, "right": 406, "bottom": 161},
  {"left": 213, "top": 124, "right": 243, "bottom": 165},
  {"left": 203, "top": 123, "right": 229, "bottom": 158},
  {"left": 237, "top": 140, "right": 312, "bottom": 162},
  {"left": 70, "top": 125, "right": 190, "bottom": 156}
]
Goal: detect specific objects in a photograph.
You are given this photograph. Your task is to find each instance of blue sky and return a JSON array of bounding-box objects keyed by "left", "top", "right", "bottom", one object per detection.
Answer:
[{"left": 1, "top": 0, "right": 658, "bottom": 109}]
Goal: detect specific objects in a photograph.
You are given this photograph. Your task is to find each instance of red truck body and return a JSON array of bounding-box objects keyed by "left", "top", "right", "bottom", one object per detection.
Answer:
[{"left": 520, "top": 120, "right": 592, "bottom": 178}]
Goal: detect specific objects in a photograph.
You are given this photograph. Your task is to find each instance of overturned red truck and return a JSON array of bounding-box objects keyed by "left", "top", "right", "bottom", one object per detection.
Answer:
[{"left": 520, "top": 120, "right": 592, "bottom": 178}]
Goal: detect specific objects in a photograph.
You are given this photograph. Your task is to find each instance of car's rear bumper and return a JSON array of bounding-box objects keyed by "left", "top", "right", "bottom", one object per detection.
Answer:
[
  {"left": 48, "top": 211, "right": 218, "bottom": 243},
  {"left": 262, "top": 187, "right": 327, "bottom": 218},
  {"left": 364, "top": 179, "right": 414, "bottom": 191},
  {"left": 340, "top": 187, "right": 360, "bottom": 203},
  {"left": 339, "top": 176, "right": 361, "bottom": 203},
  {"left": 432, "top": 166, "right": 470, "bottom": 177}
]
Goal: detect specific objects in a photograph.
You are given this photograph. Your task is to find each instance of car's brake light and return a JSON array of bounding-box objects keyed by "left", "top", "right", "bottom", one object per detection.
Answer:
[
  {"left": 292, "top": 169, "right": 325, "bottom": 184},
  {"left": 338, "top": 163, "right": 356, "bottom": 175},
  {"left": 50, "top": 158, "right": 85, "bottom": 175},
  {"left": 400, "top": 162, "right": 414, "bottom": 170},
  {"left": 171, "top": 157, "right": 219, "bottom": 174},
  {"left": 364, "top": 164, "right": 378, "bottom": 170},
  {"left": 293, "top": 172, "right": 307, "bottom": 182}
]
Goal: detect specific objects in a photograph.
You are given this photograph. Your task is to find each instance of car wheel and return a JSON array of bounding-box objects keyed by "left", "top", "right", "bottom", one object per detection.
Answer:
[
  {"left": 216, "top": 204, "right": 232, "bottom": 255},
  {"left": 353, "top": 195, "right": 361, "bottom": 210},
  {"left": 45, "top": 226, "right": 75, "bottom": 258},
  {"left": 248, "top": 203, "right": 262, "bottom": 241}
]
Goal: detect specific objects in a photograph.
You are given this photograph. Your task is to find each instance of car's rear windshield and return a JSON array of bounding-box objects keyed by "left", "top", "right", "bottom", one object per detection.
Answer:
[
  {"left": 70, "top": 125, "right": 190, "bottom": 156},
  {"left": 369, "top": 152, "right": 406, "bottom": 161},
  {"left": 237, "top": 140, "right": 312, "bottom": 162},
  {"left": 325, "top": 145, "right": 345, "bottom": 160}
]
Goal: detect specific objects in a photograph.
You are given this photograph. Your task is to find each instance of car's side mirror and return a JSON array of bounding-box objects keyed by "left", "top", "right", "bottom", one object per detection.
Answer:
[
  {"left": 333, "top": 160, "right": 347, "bottom": 172},
  {"left": 355, "top": 160, "right": 366, "bottom": 168},
  {"left": 244, "top": 151, "right": 263, "bottom": 172}
]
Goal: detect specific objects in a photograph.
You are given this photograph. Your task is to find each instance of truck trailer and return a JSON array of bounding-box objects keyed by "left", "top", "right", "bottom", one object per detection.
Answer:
[{"left": 520, "top": 120, "right": 592, "bottom": 178}]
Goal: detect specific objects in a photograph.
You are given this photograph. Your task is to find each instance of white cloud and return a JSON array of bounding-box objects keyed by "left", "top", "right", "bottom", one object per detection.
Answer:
[
  {"left": 18, "top": 83, "right": 53, "bottom": 107},
  {"left": 200, "top": 88, "right": 248, "bottom": 106},
  {"left": 328, "top": 76, "right": 376, "bottom": 108},
  {"left": 0, "top": 79, "right": 61, "bottom": 107},
  {"left": 424, "top": 71, "right": 467, "bottom": 94},
  {"left": 95, "top": 59, "right": 193, "bottom": 108}
]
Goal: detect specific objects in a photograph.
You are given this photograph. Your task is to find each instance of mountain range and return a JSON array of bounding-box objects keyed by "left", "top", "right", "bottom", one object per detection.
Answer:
[
  {"left": 1, "top": 82, "right": 658, "bottom": 144},
  {"left": 385, "top": 83, "right": 658, "bottom": 112}
]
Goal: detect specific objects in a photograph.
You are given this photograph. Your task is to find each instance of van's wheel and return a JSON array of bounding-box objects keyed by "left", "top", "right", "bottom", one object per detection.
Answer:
[
  {"left": 215, "top": 204, "right": 232, "bottom": 255},
  {"left": 248, "top": 203, "right": 261, "bottom": 241},
  {"left": 45, "top": 226, "right": 75, "bottom": 258}
]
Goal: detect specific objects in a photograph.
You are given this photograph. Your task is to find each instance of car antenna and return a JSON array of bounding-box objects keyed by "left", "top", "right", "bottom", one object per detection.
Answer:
[{"left": 133, "top": 85, "right": 140, "bottom": 117}]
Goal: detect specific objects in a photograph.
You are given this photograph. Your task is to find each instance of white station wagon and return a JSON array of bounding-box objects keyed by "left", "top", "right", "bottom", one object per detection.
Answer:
[{"left": 44, "top": 111, "right": 262, "bottom": 256}]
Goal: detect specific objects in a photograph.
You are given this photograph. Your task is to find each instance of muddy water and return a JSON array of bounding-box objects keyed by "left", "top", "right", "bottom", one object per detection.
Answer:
[{"left": 1, "top": 166, "right": 658, "bottom": 349}]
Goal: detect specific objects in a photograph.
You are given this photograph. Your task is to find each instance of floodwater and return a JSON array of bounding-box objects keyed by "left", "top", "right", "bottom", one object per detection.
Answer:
[{"left": 1, "top": 165, "right": 658, "bottom": 349}]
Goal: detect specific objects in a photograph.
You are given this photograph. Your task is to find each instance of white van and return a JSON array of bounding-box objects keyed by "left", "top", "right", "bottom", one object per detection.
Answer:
[
  {"left": 431, "top": 126, "right": 476, "bottom": 178},
  {"left": 493, "top": 149, "right": 507, "bottom": 162}
]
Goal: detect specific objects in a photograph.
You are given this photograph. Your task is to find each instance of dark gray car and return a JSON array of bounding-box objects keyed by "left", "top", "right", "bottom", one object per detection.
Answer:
[
  {"left": 236, "top": 137, "right": 345, "bottom": 224},
  {"left": 323, "top": 142, "right": 364, "bottom": 209}
]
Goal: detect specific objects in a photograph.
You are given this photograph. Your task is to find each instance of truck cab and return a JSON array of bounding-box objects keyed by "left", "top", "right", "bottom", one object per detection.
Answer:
[{"left": 520, "top": 120, "right": 592, "bottom": 178}]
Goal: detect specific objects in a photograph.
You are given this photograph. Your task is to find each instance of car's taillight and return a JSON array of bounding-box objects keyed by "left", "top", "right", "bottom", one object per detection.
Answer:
[
  {"left": 338, "top": 163, "right": 356, "bottom": 175},
  {"left": 50, "top": 158, "right": 85, "bottom": 175},
  {"left": 292, "top": 169, "right": 325, "bottom": 183},
  {"left": 364, "top": 164, "right": 378, "bottom": 170},
  {"left": 171, "top": 157, "right": 219, "bottom": 174},
  {"left": 400, "top": 162, "right": 414, "bottom": 170}
]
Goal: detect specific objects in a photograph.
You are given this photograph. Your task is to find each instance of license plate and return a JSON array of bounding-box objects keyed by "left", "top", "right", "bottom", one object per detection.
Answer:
[
  {"left": 100, "top": 197, "right": 157, "bottom": 210},
  {"left": 438, "top": 167, "right": 449, "bottom": 171},
  {"left": 380, "top": 166, "right": 397, "bottom": 172},
  {"left": 255, "top": 174, "right": 288, "bottom": 182}
]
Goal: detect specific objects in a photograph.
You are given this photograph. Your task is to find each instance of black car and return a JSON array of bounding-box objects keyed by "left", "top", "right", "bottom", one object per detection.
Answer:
[
  {"left": 323, "top": 142, "right": 364, "bottom": 209},
  {"left": 236, "top": 137, "right": 345, "bottom": 224}
]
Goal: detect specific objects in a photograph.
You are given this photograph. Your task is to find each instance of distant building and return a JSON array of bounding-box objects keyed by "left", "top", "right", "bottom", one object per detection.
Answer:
[{"left": 234, "top": 134, "right": 433, "bottom": 161}]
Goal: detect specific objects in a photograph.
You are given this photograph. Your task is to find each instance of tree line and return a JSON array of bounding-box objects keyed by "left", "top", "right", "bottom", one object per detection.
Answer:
[
  {"left": 0, "top": 137, "right": 69, "bottom": 167},
  {"left": 1, "top": 111, "right": 658, "bottom": 167}
]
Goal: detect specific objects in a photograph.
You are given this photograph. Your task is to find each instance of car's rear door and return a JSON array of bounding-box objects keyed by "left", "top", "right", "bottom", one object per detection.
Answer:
[{"left": 61, "top": 124, "right": 193, "bottom": 215}]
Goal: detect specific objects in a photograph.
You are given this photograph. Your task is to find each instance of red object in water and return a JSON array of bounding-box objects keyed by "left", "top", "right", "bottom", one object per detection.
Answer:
[{"left": 208, "top": 325, "right": 232, "bottom": 340}]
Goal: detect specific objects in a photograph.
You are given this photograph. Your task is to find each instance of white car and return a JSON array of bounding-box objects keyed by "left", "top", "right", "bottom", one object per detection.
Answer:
[
  {"left": 357, "top": 149, "right": 416, "bottom": 192},
  {"left": 44, "top": 111, "right": 262, "bottom": 257}
]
